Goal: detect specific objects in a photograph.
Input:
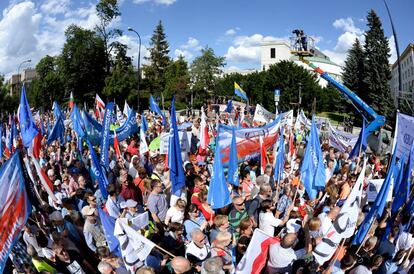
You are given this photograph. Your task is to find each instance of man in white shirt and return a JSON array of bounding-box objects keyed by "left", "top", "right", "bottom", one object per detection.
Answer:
[
  {"left": 267, "top": 233, "right": 301, "bottom": 273},
  {"left": 185, "top": 229, "right": 211, "bottom": 268},
  {"left": 319, "top": 206, "right": 340, "bottom": 236}
]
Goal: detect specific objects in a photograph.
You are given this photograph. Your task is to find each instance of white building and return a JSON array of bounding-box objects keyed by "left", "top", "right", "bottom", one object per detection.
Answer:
[
  {"left": 260, "top": 40, "right": 343, "bottom": 87},
  {"left": 390, "top": 43, "right": 414, "bottom": 107}
]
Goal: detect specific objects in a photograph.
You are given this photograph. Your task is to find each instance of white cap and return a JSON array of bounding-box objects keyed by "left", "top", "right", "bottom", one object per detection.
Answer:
[
  {"left": 125, "top": 199, "right": 137, "bottom": 208},
  {"left": 286, "top": 219, "right": 301, "bottom": 234},
  {"left": 81, "top": 206, "right": 96, "bottom": 216},
  {"left": 50, "top": 211, "right": 63, "bottom": 221},
  {"left": 54, "top": 179, "right": 62, "bottom": 186}
]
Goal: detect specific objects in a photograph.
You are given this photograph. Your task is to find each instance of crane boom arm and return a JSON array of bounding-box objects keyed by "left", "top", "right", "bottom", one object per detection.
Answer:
[{"left": 302, "top": 58, "right": 385, "bottom": 138}]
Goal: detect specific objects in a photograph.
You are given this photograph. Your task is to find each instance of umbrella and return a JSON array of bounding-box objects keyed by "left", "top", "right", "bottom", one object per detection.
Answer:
[{"left": 149, "top": 136, "right": 161, "bottom": 151}]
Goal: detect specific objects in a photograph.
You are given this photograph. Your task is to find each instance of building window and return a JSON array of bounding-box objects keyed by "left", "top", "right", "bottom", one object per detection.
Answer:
[{"left": 270, "top": 48, "right": 276, "bottom": 59}]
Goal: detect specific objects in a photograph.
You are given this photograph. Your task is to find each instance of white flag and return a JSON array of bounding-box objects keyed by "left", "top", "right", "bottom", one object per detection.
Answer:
[
  {"left": 313, "top": 159, "right": 366, "bottom": 265},
  {"left": 123, "top": 101, "right": 130, "bottom": 117},
  {"left": 114, "top": 218, "right": 155, "bottom": 272},
  {"left": 236, "top": 229, "right": 279, "bottom": 274}
]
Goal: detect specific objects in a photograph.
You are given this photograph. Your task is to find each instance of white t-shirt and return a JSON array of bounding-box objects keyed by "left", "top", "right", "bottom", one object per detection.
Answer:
[
  {"left": 165, "top": 206, "right": 185, "bottom": 224},
  {"left": 267, "top": 243, "right": 297, "bottom": 269},
  {"left": 396, "top": 232, "right": 414, "bottom": 252},
  {"left": 259, "top": 212, "right": 282, "bottom": 236},
  {"left": 318, "top": 213, "right": 332, "bottom": 236}
]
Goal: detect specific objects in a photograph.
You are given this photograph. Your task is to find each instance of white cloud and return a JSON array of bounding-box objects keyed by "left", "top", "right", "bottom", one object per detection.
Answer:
[
  {"left": 173, "top": 37, "right": 202, "bottom": 61},
  {"left": 388, "top": 35, "right": 397, "bottom": 64},
  {"left": 322, "top": 17, "right": 364, "bottom": 65},
  {"left": 225, "top": 34, "right": 286, "bottom": 64},
  {"left": 174, "top": 49, "right": 193, "bottom": 60},
  {"left": 133, "top": 0, "right": 177, "bottom": 6},
  {"left": 225, "top": 27, "right": 240, "bottom": 36},
  {"left": 116, "top": 34, "right": 150, "bottom": 65},
  {"left": 40, "top": 0, "right": 70, "bottom": 15},
  {"left": 181, "top": 37, "right": 200, "bottom": 49},
  {"left": 333, "top": 17, "right": 363, "bottom": 35},
  {"left": 0, "top": 0, "right": 104, "bottom": 77},
  {"left": 0, "top": 1, "right": 41, "bottom": 75}
]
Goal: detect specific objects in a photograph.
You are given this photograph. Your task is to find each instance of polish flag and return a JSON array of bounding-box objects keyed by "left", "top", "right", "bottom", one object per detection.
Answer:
[
  {"left": 235, "top": 229, "right": 280, "bottom": 274},
  {"left": 199, "top": 107, "right": 210, "bottom": 152},
  {"left": 260, "top": 136, "right": 266, "bottom": 174},
  {"left": 289, "top": 132, "right": 296, "bottom": 158},
  {"left": 95, "top": 94, "right": 106, "bottom": 119},
  {"left": 113, "top": 130, "right": 121, "bottom": 160},
  {"left": 31, "top": 157, "right": 57, "bottom": 202},
  {"left": 28, "top": 131, "right": 42, "bottom": 159}
]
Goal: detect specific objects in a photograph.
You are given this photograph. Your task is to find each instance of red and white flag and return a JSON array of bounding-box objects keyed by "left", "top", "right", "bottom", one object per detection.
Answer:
[
  {"left": 313, "top": 159, "right": 366, "bottom": 265},
  {"left": 31, "top": 157, "right": 57, "bottom": 202},
  {"left": 113, "top": 130, "right": 121, "bottom": 160},
  {"left": 289, "top": 132, "right": 296, "bottom": 158},
  {"left": 95, "top": 94, "right": 106, "bottom": 120},
  {"left": 260, "top": 136, "right": 266, "bottom": 174},
  {"left": 28, "top": 132, "right": 42, "bottom": 159},
  {"left": 235, "top": 229, "right": 280, "bottom": 274},
  {"left": 199, "top": 107, "right": 210, "bottom": 152},
  {"left": 69, "top": 91, "right": 74, "bottom": 110}
]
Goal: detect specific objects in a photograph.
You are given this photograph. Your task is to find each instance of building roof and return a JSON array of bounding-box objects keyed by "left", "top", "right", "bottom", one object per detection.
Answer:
[
  {"left": 290, "top": 55, "right": 341, "bottom": 67},
  {"left": 391, "top": 43, "right": 414, "bottom": 70}
]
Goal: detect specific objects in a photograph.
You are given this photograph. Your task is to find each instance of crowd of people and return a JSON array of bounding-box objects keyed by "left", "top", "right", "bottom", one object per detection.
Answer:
[{"left": 5, "top": 101, "right": 414, "bottom": 274}]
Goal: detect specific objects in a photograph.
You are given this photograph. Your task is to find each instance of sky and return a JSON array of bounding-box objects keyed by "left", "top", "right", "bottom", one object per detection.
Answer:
[{"left": 0, "top": 0, "right": 412, "bottom": 78}]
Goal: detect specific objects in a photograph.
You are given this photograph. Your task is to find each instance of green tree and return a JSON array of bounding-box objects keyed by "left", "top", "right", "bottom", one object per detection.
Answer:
[
  {"left": 363, "top": 10, "right": 395, "bottom": 122},
  {"left": 263, "top": 61, "right": 322, "bottom": 113},
  {"left": 95, "top": 0, "right": 122, "bottom": 74},
  {"left": 0, "top": 75, "right": 18, "bottom": 114},
  {"left": 103, "top": 43, "right": 138, "bottom": 105},
  {"left": 190, "top": 46, "right": 225, "bottom": 105},
  {"left": 60, "top": 25, "right": 106, "bottom": 104},
  {"left": 343, "top": 38, "right": 365, "bottom": 98},
  {"left": 29, "top": 55, "right": 64, "bottom": 109},
  {"left": 164, "top": 55, "right": 189, "bottom": 109},
  {"left": 143, "top": 21, "right": 171, "bottom": 97}
]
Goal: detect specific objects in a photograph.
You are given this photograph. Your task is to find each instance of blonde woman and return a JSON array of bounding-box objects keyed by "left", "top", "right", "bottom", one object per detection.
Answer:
[{"left": 165, "top": 199, "right": 186, "bottom": 225}]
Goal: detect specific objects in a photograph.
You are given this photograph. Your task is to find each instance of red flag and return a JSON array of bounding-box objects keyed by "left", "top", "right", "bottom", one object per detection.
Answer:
[
  {"left": 260, "top": 136, "right": 266, "bottom": 174},
  {"left": 289, "top": 132, "right": 296, "bottom": 157},
  {"left": 114, "top": 130, "right": 121, "bottom": 160},
  {"left": 31, "top": 132, "right": 42, "bottom": 159}
]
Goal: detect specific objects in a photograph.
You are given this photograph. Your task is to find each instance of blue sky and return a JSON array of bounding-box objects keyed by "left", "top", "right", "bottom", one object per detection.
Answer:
[{"left": 0, "top": 0, "right": 412, "bottom": 76}]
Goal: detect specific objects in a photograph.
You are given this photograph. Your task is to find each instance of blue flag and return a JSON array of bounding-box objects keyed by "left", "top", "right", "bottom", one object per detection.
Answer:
[
  {"left": 18, "top": 86, "right": 38, "bottom": 147},
  {"left": 70, "top": 104, "right": 86, "bottom": 138},
  {"left": 0, "top": 126, "right": 2, "bottom": 159},
  {"left": 168, "top": 97, "right": 186, "bottom": 196},
  {"left": 300, "top": 116, "right": 326, "bottom": 200},
  {"left": 392, "top": 153, "right": 406, "bottom": 197},
  {"left": 352, "top": 144, "right": 399, "bottom": 245},
  {"left": 53, "top": 101, "right": 63, "bottom": 120},
  {"left": 349, "top": 119, "right": 367, "bottom": 159},
  {"left": 225, "top": 100, "right": 233, "bottom": 113},
  {"left": 100, "top": 102, "right": 115, "bottom": 168},
  {"left": 150, "top": 95, "right": 166, "bottom": 125},
  {"left": 98, "top": 208, "right": 121, "bottom": 257},
  {"left": 142, "top": 113, "right": 148, "bottom": 133},
  {"left": 392, "top": 142, "right": 413, "bottom": 215},
  {"left": 87, "top": 139, "right": 109, "bottom": 199},
  {"left": 46, "top": 114, "right": 65, "bottom": 145},
  {"left": 208, "top": 134, "right": 232, "bottom": 209},
  {"left": 40, "top": 118, "right": 45, "bottom": 136},
  {"left": 273, "top": 128, "right": 285, "bottom": 183},
  {"left": 227, "top": 127, "right": 239, "bottom": 186},
  {"left": 0, "top": 152, "right": 31, "bottom": 273}
]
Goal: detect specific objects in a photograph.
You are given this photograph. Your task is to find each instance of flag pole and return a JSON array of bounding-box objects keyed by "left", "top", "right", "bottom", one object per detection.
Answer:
[{"left": 154, "top": 244, "right": 176, "bottom": 258}]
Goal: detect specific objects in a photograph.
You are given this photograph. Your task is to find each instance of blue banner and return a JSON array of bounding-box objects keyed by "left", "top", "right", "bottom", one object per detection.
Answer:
[
  {"left": 83, "top": 109, "right": 138, "bottom": 145},
  {"left": 100, "top": 103, "right": 115, "bottom": 168},
  {"left": 0, "top": 152, "right": 31, "bottom": 272},
  {"left": 87, "top": 139, "right": 109, "bottom": 199}
]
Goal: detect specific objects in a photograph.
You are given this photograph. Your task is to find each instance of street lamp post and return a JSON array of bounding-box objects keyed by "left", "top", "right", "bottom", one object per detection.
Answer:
[
  {"left": 17, "top": 59, "right": 31, "bottom": 93},
  {"left": 128, "top": 27, "right": 142, "bottom": 113}
]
